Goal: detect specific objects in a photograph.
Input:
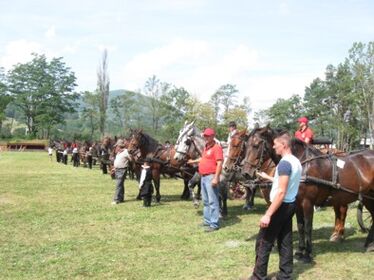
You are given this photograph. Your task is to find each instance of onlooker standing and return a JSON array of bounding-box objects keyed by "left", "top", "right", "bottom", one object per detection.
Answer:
[
  {"left": 188, "top": 128, "right": 223, "bottom": 232},
  {"left": 62, "top": 148, "right": 68, "bottom": 165},
  {"left": 139, "top": 157, "right": 154, "bottom": 207},
  {"left": 225, "top": 121, "right": 237, "bottom": 164},
  {"left": 48, "top": 146, "right": 53, "bottom": 161},
  {"left": 86, "top": 146, "right": 93, "bottom": 169},
  {"left": 72, "top": 147, "right": 79, "bottom": 167},
  {"left": 112, "top": 139, "right": 130, "bottom": 205},
  {"left": 249, "top": 132, "right": 302, "bottom": 280}
]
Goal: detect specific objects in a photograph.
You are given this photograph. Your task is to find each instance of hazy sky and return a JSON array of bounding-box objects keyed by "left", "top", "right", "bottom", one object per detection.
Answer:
[{"left": 1, "top": 0, "right": 373, "bottom": 114}]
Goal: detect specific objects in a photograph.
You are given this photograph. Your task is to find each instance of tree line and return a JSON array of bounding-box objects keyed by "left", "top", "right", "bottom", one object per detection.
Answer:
[
  {"left": 254, "top": 42, "right": 374, "bottom": 150},
  {"left": 0, "top": 42, "right": 373, "bottom": 149}
]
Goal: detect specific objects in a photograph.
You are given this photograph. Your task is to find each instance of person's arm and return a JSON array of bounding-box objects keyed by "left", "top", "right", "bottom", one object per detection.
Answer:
[
  {"left": 260, "top": 175, "right": 289, "bottom": 228},
  {"left": 212, "top": 160, "right": 223, "bottom": 186},
  {"left": 256, "top": 171, "right": 274, "bottom": 182},
  {"left": 187, "top": 158, "right": 200, "bottom": 165}
]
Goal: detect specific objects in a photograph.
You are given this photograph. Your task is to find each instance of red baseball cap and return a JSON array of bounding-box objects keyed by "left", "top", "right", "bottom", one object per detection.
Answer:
[
  {"left": 203, "top": 128, "right": 215, "bottom": 136},
  {"left": 297, "top": 117, "right": 308, "bottom": 124}
]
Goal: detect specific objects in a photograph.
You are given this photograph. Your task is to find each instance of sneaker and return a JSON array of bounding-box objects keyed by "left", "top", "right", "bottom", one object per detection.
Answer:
[
  {"left": 111, "top": 201, "right": 124, "bottom": 205},
  {"left": 205, "top": 227, "right": 219, "bottom": 232}
]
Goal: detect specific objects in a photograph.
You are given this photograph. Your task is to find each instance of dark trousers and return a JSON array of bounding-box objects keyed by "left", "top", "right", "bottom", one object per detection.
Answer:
[
  {"left": 63, "top": 155, "right": 68, "bottom": 165},
  {"left": 73, "top": 154, "right": 79, "bottom": 167},
  {"left": 102, "top": 163, "right": 108, "bottom": 174},
  {"left": 251, "top": 202, "right": 296, "bottom": 280},
  {"left": 87, "top": 155, "right": 93, "bottom": 169},
  {"left": 113, "top": 168, "right": 126, "bottom": 202}
]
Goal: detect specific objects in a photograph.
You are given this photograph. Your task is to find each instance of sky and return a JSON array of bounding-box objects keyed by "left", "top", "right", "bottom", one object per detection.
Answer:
[{"left": 1, "top": 0, "right": 374, "bottom": 115}]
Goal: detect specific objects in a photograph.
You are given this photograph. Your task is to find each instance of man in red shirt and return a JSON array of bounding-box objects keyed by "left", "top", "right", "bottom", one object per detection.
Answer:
[
  {"left": 295, "top": 117, "right": 314, "bottom": 144},
  {"left": 188, "top": 128, "right": 223, "bottom": 232}
]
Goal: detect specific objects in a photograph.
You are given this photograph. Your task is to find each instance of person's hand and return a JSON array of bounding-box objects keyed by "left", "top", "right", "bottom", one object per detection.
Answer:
[
  {"left": 260, "top": 214, "right": 271, "bottom": 228},
  {"left": 212, "top": 176, "right": 219, "bottom": 187},
  {"left": 187, "top": 159, "right": 194, "bottom": 165}
]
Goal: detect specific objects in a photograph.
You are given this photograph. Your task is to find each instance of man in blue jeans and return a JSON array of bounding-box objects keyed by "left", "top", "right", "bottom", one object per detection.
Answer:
[
  {"left": 249, "top": 132, "right": 302, "bottom": 280},
  {"left": 188, "top": 128, "right": 223, "bottom": 232}
]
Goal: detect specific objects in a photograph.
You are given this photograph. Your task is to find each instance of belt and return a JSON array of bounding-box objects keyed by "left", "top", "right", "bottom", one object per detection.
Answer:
[{"left": 201, "top": 173, "right": 214, "bottom": 177}]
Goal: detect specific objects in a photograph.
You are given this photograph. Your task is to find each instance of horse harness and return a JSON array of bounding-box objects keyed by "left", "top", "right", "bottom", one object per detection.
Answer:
[{"left": 299, "top": 148, "right": 374, "bottom": 201}]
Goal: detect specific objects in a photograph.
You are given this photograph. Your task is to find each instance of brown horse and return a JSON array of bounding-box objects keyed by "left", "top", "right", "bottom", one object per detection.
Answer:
[
  {"left": 224, "top": 129, "right": 275, "bottom": 208},
  {"left": 127, "top": 129, "right": 196, "bottom": 202},
  {"left": 241, "top": 126, "right": 374, "bottom": 263}
]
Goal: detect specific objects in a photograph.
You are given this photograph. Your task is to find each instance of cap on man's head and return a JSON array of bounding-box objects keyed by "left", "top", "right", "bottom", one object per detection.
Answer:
[
  {"left": 228, "top": 121, "right": 237, "bottom": 128},
  {"left": 297, "top": 117, "right": 309, "bottom": 124},
  {"left": 203, "top": 128, "right": 215, "bottom": 136},
  {"left": 144, "top": 157, "right": 152, "bottom": 163},
  {"left": 114, "top": 139, "right": 126, "bottom": 147}
]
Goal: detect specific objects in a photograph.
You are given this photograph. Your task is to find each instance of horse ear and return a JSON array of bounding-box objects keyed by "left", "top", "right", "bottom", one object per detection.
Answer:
[
  {"left": 254, "top": 123, "right": 260, "bottom": 129},
  {"left": 191, "top": 120, "right": 195, "bottom": 126},
  {"left": 184, "top": 120, "right": 188, "bottom": 126}
]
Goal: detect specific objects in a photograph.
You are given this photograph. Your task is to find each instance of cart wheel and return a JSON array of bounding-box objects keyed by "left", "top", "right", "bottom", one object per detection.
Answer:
[
  {"left": 357, "top": 202, "right": 372, "bottom": 233},
  {"left": 229, "top": 183, "right": 248, "bottom": 200}
]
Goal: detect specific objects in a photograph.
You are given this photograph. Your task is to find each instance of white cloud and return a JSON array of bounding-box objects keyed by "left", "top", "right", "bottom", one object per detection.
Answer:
[
  {"left": 121, "top": 39, "right": 259, "bottom": 97},
  {"left": 45, "top": 25, "right": 56, "bottom": 39},
  {"left": 0, "top": 40, "right": 45, "bottom": 69}
]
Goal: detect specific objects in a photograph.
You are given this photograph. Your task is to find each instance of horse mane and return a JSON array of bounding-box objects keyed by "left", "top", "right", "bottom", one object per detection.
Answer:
[
  {"left": 136, "top": 130, "right": 161, "bottom": 153},
  {"left": 291, "top": 137, "right": 323, "bottom": 156}
]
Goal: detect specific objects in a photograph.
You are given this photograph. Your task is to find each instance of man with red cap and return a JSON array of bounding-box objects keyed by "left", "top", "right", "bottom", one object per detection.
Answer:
[
  {"left": 295, "top": 117, "right": 314, "bottom": 144},
  {"left": 187, "top": 127, "right": 223, "bottom": 232}
]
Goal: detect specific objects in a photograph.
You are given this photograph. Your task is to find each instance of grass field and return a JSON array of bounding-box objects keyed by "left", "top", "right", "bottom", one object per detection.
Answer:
[{"left": 1, "top": 152, "right": 373, "bottom": 279}]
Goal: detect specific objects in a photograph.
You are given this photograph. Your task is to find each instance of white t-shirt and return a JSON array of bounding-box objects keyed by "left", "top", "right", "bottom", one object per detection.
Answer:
[
  {"left": 270, "top": 154, "right": 302, "bottom": 203},
  {"left": 114, "top": 149, "right": 130, "bottom": 169}
]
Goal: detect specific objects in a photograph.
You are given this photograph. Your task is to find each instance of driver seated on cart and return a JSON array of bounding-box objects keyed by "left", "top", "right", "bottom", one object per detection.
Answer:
[{"left": 295, "top": 117, "right": 314, "bottom": 144}]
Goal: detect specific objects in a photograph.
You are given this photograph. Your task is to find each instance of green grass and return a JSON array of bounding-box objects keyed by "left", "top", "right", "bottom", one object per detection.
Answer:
[{"left": 0, "top": 152, "right": 373, "bottom": 279}]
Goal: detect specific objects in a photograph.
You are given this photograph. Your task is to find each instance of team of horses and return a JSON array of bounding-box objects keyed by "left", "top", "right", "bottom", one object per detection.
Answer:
[{"left": 52, "top": 122, "right": 374, "bottom": 262}]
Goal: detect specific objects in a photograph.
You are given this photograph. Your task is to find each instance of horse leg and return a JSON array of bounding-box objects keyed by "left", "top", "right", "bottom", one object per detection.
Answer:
[
  {"left": 302, "top": 202, "right": 315, "bottom": 263},
  {"left": 219, "top": 181, "right": 228, "bottom": 218},
  {"left": 181, "top": 179, "right": 190, "bottom": 200},
  {"left": 196, "top": 182, "right": 201, "bottom": 200},
  {"left": 243, "top": 186, "right": 253, "bottom": 211},
  {"left": 153, "top": 171, "right": 161, "bottom": 203},
  {"left": 295, "top": 206, "right": 306, "bottom": 260},
  {"left": 330, "top": 204, "right": 347, "bottom": 242},
  {"left": 362, "top": 200, "right": 374, "bottom": 251}
]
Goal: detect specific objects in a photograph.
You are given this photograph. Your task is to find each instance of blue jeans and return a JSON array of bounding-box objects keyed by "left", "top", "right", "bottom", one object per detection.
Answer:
[{"left": 201, "top": 174, "right": 220, "bottom": 229}]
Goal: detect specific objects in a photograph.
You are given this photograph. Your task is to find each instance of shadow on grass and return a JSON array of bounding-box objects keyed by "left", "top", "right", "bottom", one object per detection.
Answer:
[{"left": 244, "top": 225, "right": 368, "bottom": 279}]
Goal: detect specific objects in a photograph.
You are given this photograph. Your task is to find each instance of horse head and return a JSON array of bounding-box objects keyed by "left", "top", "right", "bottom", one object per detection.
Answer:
[
  {"left": 223, "top": 129, "right": 247, "bottom": 172},
  {"left": 241, "top": 126, "right": 277, "bottom": 179},
  {"left": 127, "top": 129, "right": 144, "bottom": 156},
  {"left": 174, "top": 121, "right": 203, "bottom": 162}
]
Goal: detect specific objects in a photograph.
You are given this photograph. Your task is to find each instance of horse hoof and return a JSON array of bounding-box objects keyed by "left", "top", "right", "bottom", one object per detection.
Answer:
[
  {"left": 300, "top": 255, "right": 313, "bottom": 264},
  {"left": 193, "top": 203, "right": 199, "bottom": 209},
  {"left": 329, "top": 233, "right": 344, "bottom": 242},
  {"left": 366, "top": 242, "right": 374, "bottom": 252},
  {"left": 243, "top": 205, "right": 255, "bottom": 211},
  {"left": 294, "top": 251, "right": 304, "bottom": 260}
]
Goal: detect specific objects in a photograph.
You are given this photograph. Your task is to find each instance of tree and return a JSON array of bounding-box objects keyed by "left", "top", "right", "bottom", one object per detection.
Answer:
[
  {"left": 110, "top": 90, "right": 137, "bottom": 133},
  {"left": 81, "top": 91, "right": 100, "bottom": 140},
  {"left": 209, "top": 84, "right": 239, "bottom": 126},
  {"left": 144, "top": 75, "right": 170, "bottom": 133},
  {"left": 216, "top": 84, "right": 238, "bottom": 114},
  {"left": 348, "top": 42, "right": 374, "bottom": 149},
  {"left": 7, "top": 53, "right": 77, "bottom": 137},
  {"left": 0, "top": 67, "right": 12, "bottom": 132},
  {"left": 265, "top": 95, "right": 303, "bottom": 130},
  {"left": 97, "top": 49, "right": 110, "bottom": 137}
]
